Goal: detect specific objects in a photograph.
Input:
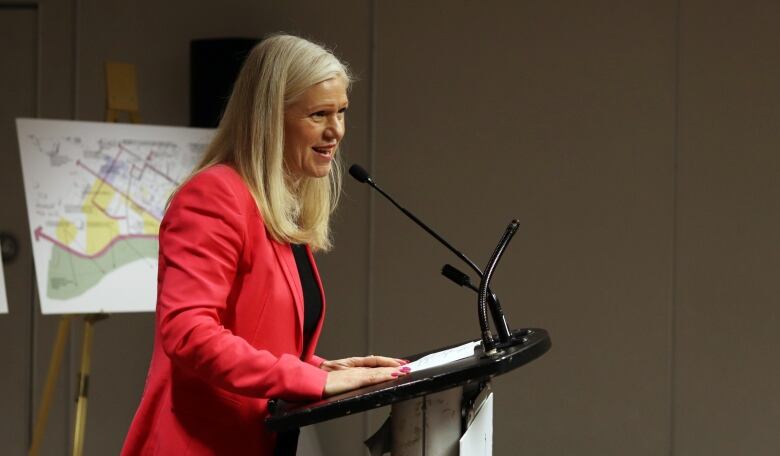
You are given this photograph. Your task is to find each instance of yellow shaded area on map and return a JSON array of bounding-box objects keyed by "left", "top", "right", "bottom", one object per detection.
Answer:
[
  {"left": 82, "top": 181, "right": 120, "bottom": 255},
  {"left": 123, "top": 198, "right": 160, "bottom": 235},
  {"left": 55, "top": 218, "right": 78, "bottom": 245},
  {"left": 141, "top": 210, "right": 160, "bottom": 235},
  {"left": 116, "top": 195, "right": 160, "bottom": 235}
]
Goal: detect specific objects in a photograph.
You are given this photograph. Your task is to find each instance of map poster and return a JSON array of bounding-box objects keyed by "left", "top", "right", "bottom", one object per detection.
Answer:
[
  {"left": 16, "top": 119, "right": 213, "bottom": 314},
  {"left": 0, "top": 258, "right": 7, "bottom": 314}
]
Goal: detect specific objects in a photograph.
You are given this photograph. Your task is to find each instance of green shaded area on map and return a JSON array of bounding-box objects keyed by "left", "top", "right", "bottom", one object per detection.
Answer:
[{"left": 47, "top": 237, "right": 158, "bottom": 300}]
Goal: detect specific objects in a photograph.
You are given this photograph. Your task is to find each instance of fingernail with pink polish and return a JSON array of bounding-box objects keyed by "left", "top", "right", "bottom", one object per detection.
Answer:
[
  {"left": 391, "top": 372, "right": 399, "bottom": 377},
  {"left": 400, "top": 366, "right": 411, "bottom": 373}
]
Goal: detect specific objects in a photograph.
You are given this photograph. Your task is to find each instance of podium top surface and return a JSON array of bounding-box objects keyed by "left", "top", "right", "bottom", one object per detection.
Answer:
[{"left": 266, "top": 328, "right": 551, "bottom": 431}]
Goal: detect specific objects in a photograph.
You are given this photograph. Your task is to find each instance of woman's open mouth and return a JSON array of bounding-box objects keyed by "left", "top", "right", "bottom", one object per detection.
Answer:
[{"left": 312, "top": 144, "right": 336, "bottom": 156}]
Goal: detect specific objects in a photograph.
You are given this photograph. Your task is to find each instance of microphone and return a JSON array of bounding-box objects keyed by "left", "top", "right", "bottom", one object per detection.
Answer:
[
  {"left": 349, "top": 164, "right": 511, "bottom": 348},
  {"left": 477, "top": 220, "right": 519, "bottom": 350},
  {"left": 442, "top": 264, "right": 510, "bottom": 347},
  {"left": 348, "top": 165, "right": 371, "bottom": 184},
  {"left": 442, "top": 264, "right": 474, "bottom": 290}
]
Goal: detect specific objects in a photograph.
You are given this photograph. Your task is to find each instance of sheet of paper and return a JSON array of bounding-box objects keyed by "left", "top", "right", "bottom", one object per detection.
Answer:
[
  {"left": 405, "top": 341, "right": 480, "bottom": 373},
  {"left": 459, "top": 392, "right": 493, "bottom": 455}
]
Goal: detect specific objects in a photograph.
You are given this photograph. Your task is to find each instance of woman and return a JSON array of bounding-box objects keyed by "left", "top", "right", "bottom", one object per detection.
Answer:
[{"left": 121, "top": 34, "right": 408, "bottom": 456}]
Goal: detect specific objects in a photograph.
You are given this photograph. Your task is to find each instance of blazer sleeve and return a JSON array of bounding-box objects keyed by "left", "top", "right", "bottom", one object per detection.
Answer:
[
  {"left": 157, "top": 171, "right": 328, "bottom": 402},
  {"left": 307, "top": 355, "right": 326, "bottom": 368}
]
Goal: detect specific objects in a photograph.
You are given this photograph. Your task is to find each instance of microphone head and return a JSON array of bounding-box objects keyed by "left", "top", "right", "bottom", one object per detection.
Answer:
[
  {"left": 349, "top": 164, "right": 371, "bottom": 183},
  {"left": 442, "top": 264, "right": 471, "bottom": 287}
]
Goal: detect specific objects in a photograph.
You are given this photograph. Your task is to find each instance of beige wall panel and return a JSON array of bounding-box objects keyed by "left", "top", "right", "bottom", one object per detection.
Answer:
[
  {"left": 373, "top": 1, "right": 676, "bottom": 454},
  {"left": 675, "top": 1, "right": 780, "bottom": 454}
]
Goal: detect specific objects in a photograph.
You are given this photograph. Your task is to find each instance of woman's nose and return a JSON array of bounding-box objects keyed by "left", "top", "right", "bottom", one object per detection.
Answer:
[{"left": 324, "top": 116, "right": 345, "bottom": 141}]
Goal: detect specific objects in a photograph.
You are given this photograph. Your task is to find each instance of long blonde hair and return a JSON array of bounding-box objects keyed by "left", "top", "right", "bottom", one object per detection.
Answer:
[{"left": 187, "top": 34, "right": 351, "bottom": 251}]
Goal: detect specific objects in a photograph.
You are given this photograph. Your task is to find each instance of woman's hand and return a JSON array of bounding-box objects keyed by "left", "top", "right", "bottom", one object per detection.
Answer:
[
  {"left": 321, "top": 355, "right": 407, "bottom": 372},
  {"left": 321, "top": 355, "right": 411, "bottom": 397}
]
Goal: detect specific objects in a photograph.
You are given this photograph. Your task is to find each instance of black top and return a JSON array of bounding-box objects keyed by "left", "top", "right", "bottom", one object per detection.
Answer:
[
  {"left": 290, "top": 244, "right": 322, "bottom": 343},
  {"left": 275, "top": 244, "right": 323, "bottom": 456}
]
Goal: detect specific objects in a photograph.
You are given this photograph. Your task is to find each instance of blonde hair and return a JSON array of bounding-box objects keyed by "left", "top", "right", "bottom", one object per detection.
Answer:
[{"left": 188, "top": 34, "right": 351, "bottom": 251}]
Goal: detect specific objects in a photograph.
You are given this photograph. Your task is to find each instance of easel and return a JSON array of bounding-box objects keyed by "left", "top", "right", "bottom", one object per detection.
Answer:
[
  {"left": 28, "top": 315, "right": 110, "bottom": 456},
  {"left": 28, "top": 62, "right": 141, "bottom": 456},
  {"left": 105, "top": 62, "right": 142, "bottom": 123}
]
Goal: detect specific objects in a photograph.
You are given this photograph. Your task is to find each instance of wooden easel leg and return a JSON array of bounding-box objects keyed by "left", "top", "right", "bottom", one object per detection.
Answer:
[
  {"left": 71, "top": 315, "right": 102, "bottom": 456},
  {"left": 28, "top": 315, "right": 73, "bottom": 456}
]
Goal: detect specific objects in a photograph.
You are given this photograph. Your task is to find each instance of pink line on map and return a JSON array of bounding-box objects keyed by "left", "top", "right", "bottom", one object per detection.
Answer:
[
  {"left": 118, "top": 143, "right": 180, "bottom": 186},
  {"left": 79, "top": 144, "right": 181, "bottom": 222},
  {"left": 91, "top": 193, "right": 127, "bottom": 220},
  {"left": 34, "top": 226, "right": 156, "bottom": 260},
  {"left": 76, "top": 159, "right": 161, "bottom": 222}
]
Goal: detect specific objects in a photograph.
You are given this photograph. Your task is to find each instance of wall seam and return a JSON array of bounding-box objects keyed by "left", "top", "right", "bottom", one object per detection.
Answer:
[
  {"left": 28, "top": 1, "right": 41, "bottom": 450},
  {"left": 669, "top": 0, "right": 681, "bottom": 454},
  {"left": 67, "top": 0, "right": 80, "bottom": 452},
  {"left": 363, "top": 0, "right": 378, "bottom": 442},
  {"left": 73, "top": 0, "right": 79, "bottom": 120}
]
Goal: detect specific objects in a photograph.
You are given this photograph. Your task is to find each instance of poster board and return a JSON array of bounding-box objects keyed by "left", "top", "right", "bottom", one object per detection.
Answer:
[
  {"left": 16, "top": 118, "right": 213, "bottom": 314},
  {"left": 0, "top": 258, "right": 7, "bottom": 314}
]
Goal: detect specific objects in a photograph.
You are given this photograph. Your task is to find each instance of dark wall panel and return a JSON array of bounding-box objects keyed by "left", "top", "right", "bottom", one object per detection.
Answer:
[
  {"left": 0, "top": 7, "right": 38, "bottom": 454},
  {"left": 373, "top": 1, "right": 676, "bottom": 454},
  {"left": 675, "top": 1, "right": 780, "bottom": 454}
]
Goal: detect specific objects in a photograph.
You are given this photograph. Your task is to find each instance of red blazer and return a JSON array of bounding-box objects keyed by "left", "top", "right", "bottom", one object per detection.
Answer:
[{"left": 121, "top": 164, "right": 329, "bottom": 456}]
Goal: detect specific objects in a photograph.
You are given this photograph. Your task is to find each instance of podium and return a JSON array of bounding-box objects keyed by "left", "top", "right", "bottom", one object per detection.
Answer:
[
  {"left": 274, "top": 167, "right": 553, "bottom": 454},
  {"left": 266, "top": 328, "right": 551, "bottom": 455}
]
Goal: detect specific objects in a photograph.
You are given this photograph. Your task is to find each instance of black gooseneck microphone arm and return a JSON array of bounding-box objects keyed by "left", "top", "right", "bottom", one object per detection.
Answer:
[
  {"left": 478, "top": 220, "right": 520, "bottom": 351},
  {"left": 349, "top": 164, "right": 512, "bottom": 349}
]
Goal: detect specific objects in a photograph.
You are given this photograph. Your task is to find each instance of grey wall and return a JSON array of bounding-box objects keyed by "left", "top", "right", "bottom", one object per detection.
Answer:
[
  {"left": 371, "top": 2, "right": 677, "bottom": 453},
  {"left": 1, "top": 7, "right": 40, "bottom": 456},
  {"left": 0, "top": 1, "right": 778, "bottom": 455},
  {"left": 675, "top": 1, "right": 780, "bottom": 453}
]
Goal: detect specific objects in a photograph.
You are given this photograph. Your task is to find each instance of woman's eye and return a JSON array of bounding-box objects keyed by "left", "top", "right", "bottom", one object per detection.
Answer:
[{"left": 311, "top": 111, "right": 327, "bottom": 118}]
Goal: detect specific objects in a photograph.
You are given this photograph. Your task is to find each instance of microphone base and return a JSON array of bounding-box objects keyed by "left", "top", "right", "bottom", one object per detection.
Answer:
[{"left": 479, "top": 328, "right": 537, "bottom": 358}]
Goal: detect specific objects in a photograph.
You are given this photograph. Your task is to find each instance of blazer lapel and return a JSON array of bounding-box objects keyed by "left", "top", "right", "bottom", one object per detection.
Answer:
[
  {"left": 304, "top": 245, "right": 327, "bottom": 355},
  {"left": 271, "top": 241, "right": 304, "bottom": 346}
]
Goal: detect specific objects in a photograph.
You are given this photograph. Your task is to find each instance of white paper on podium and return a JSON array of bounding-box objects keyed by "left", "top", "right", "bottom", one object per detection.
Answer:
[
  {"left": 459, "top": 392, "right": 493, "bottom": 455},
  {"left": 0, "top": 258, "right": 8, "bottom": 314},
  {"left": 404, "top": 341, "right": 480, "bottom": 373}
]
